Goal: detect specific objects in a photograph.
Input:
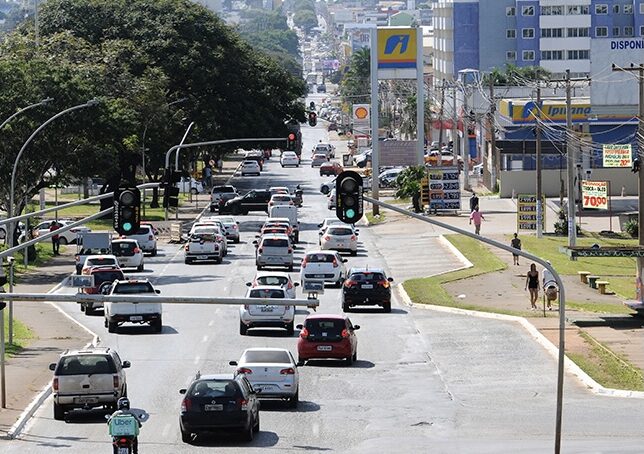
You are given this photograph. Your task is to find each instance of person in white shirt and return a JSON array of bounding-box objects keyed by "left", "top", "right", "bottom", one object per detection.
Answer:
[{"left": 542, "top": 261, "right": 557, "bottom": 310}]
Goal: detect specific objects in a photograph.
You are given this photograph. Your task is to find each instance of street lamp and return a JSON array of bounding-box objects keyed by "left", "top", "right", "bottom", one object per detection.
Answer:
[
  {"left": 8, "top": 99, "right": 100, "bottom": 247},
  {"left": 0, "top": 98, "right": 53, "bottom": 132}
]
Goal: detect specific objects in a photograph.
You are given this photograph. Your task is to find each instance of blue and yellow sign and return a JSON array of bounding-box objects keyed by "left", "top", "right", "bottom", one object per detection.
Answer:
[{"left": 377, "top": 27, "right": 417, "bottom": 71}]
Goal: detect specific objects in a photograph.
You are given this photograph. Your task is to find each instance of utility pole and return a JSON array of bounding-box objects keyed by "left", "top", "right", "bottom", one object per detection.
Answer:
[
  {"left": 536, "top": 86, "right": 543, "bottom": 238},
  {"left": 564, "top": 69, "right": 577, "bottom": 249},
  {"left": 462, "top": 86, "right": 471, "bottom": 191},
  {"left": 438, "top": 79, "right": 446, "bottom": 147},
  {"left": 488, "top": 80, "right": 496, "bottom": 190},
  {"left": 369, "top": 26, "right": 380, "bottom": 216},
  {"left": 451, "top": 84, "right": 458, "bottom": 162}
]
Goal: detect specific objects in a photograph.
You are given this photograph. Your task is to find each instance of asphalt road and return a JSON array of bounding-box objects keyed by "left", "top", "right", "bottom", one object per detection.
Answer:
[{"left": 4, "top": 120, "right": 644, "bottom": 453}]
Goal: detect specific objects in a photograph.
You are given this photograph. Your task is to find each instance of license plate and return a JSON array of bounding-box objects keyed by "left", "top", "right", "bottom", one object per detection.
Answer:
[
  {"left": 198, "top": 255, "right": 208, "bottom": 259},
  {"left": 75, "top": 396, "right": 98, "bottom": 404},
  {"left": 337, "top": 243, "right": 344, "bottom": 247},
  {"left": 129, "top": 315, "right": 143, "bottom": 321},
  {"left": 361, "top": 284, "right": 373, "bottom": 289},
  {"left": 314, "top": 274, "right": 325, "bottom": 278},
  {"left": 204, "top": 404, "right": 223, "bottom": 411},
  {"left": 317, "top": 345, "right": 332, "bottom": 351},
  {"left": 118, "top": 447, "right": 129, "bottom": 454},
  {"left": 260, "top": 306, "right": 275, "bottom": 312}
]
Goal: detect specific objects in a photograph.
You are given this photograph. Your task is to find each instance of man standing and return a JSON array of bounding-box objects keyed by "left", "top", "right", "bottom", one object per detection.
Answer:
[
  {"left": 49, "top": 221, "right": 60, "bottom": 255},
  {"left": 469, "top": 192, "right": 479, "bottom": 213}
]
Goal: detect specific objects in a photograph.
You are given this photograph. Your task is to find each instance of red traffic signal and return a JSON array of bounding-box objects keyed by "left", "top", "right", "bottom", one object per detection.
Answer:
[
  {"left": 308, "top": 112, "right": 317, "bottom": 127},
  {"left": 286, "top": 133, "right": 297, "bottom": 151}
]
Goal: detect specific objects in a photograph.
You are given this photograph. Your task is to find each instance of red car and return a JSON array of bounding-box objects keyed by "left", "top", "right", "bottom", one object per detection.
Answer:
[
  {"left": 80, "top": 265, "right": 125, "bottom": 315},
  {"left": 319, "top": 161, "right": 343, "bottom": 176},
  {"left": 296, "top": 314, "right": 360, "bottom": 365}
]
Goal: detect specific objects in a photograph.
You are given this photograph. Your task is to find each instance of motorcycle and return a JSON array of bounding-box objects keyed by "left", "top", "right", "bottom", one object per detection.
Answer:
[
  {"left": 112, "top": 435, "right": 136, "bottom": 454},
  {"left": 293, "top": 185, "right": 303, "bottom": 207},
  {"left": 106, "top": 409, "right": 148, "bottom": 454}
]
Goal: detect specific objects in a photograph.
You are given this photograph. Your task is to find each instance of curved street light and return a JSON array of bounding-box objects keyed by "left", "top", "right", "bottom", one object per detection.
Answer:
[
  {"left": 8, "top": 99, "right": 100, "bottom": 247},
  {"left": 0, "top": 98, "right": 54, "bottom": 132}
]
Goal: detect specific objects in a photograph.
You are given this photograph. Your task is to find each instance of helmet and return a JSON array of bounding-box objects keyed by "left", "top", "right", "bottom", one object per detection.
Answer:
[{"left": 117, "top": 397, "right": 130, "bottom": 410}]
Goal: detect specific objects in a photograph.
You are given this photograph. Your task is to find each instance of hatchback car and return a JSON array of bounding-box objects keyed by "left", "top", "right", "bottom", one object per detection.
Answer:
[
  {"left": 179, "top": 373, "right": 260, "bottom": 443},
  {"left": 300, "top": 251, "right": 347, "bottom": 286},
  {"left": 230, "top": 348, "right": 299, "bottom": 407},
  {"left": 280, "top": 151, "right": 300, "bottom": 167},
  {"left": 240, "top": 160, "right": 261, "bottom": 176},
  {"left": 239, "top": 286, "right": 295, "bottom": 335},
  {"left": 311, "top": 153, "right": 328, "bottom": 167},
  {"left": 34, "top": 220, "right": 91, "bottom": 245},
  {"left": 81, "top": 254, "right": 119, "bottom": 274},
  {"left": 125, "top": 225, "right": 157, "bottom": 256},
  {"left": 255, "top": 234, "right": 293, "bottom": 271},
  {"left": 268, "top": 194, "right": 294, "bottom": 208},
  {"left": 247, "top": 271, "right": 299, "bottom": 299},
  {"left": 320, "top": 226, "right": 358, "bottom": 255},
  {"left": 296, "top": 314, "right": 360, "bottom": 365},
  {"left": 319, "top": 161, "right": 343, "bottom": 176},
  {"left": 342, "top": 268, "right": 394, "bottom": 312},
  {"left": 111, "top": 239, "right": 144, "bottom": 271}
]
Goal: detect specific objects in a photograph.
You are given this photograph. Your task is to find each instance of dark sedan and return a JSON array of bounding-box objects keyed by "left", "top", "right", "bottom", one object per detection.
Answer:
[{"left": 341, "top": 268, "right": 393, "bottom": 313}]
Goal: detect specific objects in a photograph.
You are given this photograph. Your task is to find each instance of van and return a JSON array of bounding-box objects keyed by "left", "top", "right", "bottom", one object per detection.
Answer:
[{"left": 269, "top": 206, "right": 299, "bottom": 242}]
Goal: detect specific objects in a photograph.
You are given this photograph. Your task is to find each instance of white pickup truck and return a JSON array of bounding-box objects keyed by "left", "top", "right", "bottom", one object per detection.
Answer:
[
  {"left": 103, "top": 279, "right": 162, "bottom": 333},
  {"left": 184, "top": 232, "right": 222, "bottom": 264}
]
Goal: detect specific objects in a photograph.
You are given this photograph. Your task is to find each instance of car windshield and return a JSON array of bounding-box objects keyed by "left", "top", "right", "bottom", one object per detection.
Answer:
[
  {"left": 350, "top": 272, "right": 385, "bottom": 282},
  {"left": 56, "top": 355, "right": 115, "bottom": 375},
  {"left": 249, "top": 289, "right": 285, "bottom": 298},
  {"left": 189, "top": 380, "right": 239, "bottom": 398},
  {"left": 328, "top": 227, "right": 354, "bottom": 236},
  {"left": 257, "top": 276, "right": 289, "bottom": 286},
  {"left": 262, "top": 239, "right": 289, "bottom": 247},
  {"left": 306, "top": 253, "right": 335, "bottom": 263},
  {"left": 94, "top": 271, "right": 124, "bottom": 286},
  {"left": 113, "top": 283, "right": 155, "bottom": 294},
  {"left": 241, "top": 350, "right": 291, "bottom": 364},
  {"left": 306, "top": 319, "right": 344, "bottom": 336}
]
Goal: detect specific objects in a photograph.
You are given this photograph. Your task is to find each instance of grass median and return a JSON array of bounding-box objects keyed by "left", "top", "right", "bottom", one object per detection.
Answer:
[{"left": 3, "top": 317, "right": 33, "bottom": 358}]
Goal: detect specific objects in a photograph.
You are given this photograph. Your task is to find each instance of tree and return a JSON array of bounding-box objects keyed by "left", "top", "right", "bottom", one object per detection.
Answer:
[
  {"left": 395, "top": 166, "right": 425, "bottom": 213},
  {"left": 483, "top": 64, "right": 551, "bottom": 86},
  {"left": 293, "top": 10, "right": 318, "bottom": 33},
  {"left": 340, "top": 48, "right": 370, "bottom": 105}
]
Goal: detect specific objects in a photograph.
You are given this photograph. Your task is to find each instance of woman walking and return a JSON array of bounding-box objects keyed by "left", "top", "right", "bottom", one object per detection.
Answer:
[{"left": 525, "top": 263, "right": 540, "bottom": 310}]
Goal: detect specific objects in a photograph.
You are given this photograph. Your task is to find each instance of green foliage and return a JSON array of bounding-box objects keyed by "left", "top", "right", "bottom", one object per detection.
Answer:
[
  {"left": 394, "top": 166, "right": 425, "bottom": 199},
  {"left": 293, "top": 9, "right": 318, "bottom": 32},
  {"left": 340, "top": 48, "right": 370, "bottom": 104},
  {"left": 483, "top": 64, "right": 551, "bottom": 86},
  {"left": 624, "top": 220, "right": 638, "bottom": 237}
]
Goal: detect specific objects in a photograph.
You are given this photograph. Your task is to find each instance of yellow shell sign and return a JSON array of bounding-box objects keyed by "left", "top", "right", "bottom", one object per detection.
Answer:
[
  {"left": 355, "top": 107, "right": 368, "bottom": 119},
  {"left": 352, "top": 104, "right": 370, "bottom": 123}
]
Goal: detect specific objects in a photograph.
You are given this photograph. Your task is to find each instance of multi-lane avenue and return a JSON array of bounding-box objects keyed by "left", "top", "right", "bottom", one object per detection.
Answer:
[{"left": 4, "top": 110, "right": 644, "bottom": 453}]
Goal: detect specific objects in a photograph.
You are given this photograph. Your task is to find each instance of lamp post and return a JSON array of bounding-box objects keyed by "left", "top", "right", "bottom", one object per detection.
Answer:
[
  {"left": 0, "top": 98, "right": 53, "bottom": 132},
  {"left": 162, "top": 121, "right": 194, "bottom": 221},
  {"left": 8, "top": 99, "right": 99, "bottom": 249}
]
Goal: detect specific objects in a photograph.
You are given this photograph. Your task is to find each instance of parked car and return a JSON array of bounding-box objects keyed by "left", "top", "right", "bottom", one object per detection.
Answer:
[
  {"left": 341, "top": 267, "right": 393, "bottom": 312},
  {"left": 280, "top": 151, "right": 300, "bottom": 167},
  {"left": 179, "top": 372, "right": 260, "bottom": 443},
  {"left": 103, "top": 279, "right": 162, "bottom": 333},
  {"left": 49, "top": 347, "right": 130, "bottom": 420},
  {"left": 34, "top": 220, "right": 91, "bottom": 245},
  {"left": 296, "top": 314, "right": 360, "bottom": 365},
  {"left": 79, "top": 266, "right": 125, "bottom": 315},
  {"left": 111, "top": 239, "right": 144, "bottom": 271},
  {"left": 124, "top": 224, "right": 157, "bottom": 256},
  {"left": 177, "top": 177, "right": 204, "bottom": 194},
  {"left": 239, "top": 286, "right": 295, "bottom": 335},
  {"left": 240, "top": 160, "right": 261, "bottom": 176},
  {"left": 230, "top": 348, "right": 299, "bottom": 407},
  {"left": 300, "top": 250, "right": 347, "bottom": 287}
]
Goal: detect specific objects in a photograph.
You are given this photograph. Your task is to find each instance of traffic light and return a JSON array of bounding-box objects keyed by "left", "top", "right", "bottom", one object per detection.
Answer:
[
  {"left": 309, "top": 101, "right": 315, "bottom": 110},
  {"left": 335, "top": 171, "right": 363, "bottom": 223},
  {"left": 113, "top": 187, "right": 141, "bottom": 236},
  {"left": 286, "top": 132, "right": 297, "bottom": 151},
  {"left": 162, "top": 185, "right": 180, "bottom": 208},
  {"left": 308, "top": 112, "right": 317, "bottom": 127}
]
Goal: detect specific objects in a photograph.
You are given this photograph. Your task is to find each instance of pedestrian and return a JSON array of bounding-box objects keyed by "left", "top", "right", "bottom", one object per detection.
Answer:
[
  {"left": 202, "top": 165, "right": 212, "bottom": 190},
  {"left": 469, "top": 206, "right": 485, "bottom": 235},
  {"left": 511, "top": 233, "right": 521, "bottom": 265},
  {"left": 525, "top": 263, "right": 540, "bottom": 310},
  {"left": 469, "top": 192, "right": 479, "bottom": 212},
  {"left": 542, "top": 260, "right": 557, "bottom": 311},
  {"left": 49, "top": 221, "right": 60, "bottom": 255},
  {"left": 217, "top": 158, "right": 223, "bottom": 174}
]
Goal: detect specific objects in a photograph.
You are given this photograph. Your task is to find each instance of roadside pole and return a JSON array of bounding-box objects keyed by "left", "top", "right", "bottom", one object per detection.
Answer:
[
  {"left": 415, "top": 26, "right": 425, "bottom": 167},
  {"left": 451, "top": 84, "right": 458, "bottom": 163},
  {"left": 536, "top": 87, "right": 543, "bottom": 238},
  {"left": 369, "top": 26, "right": 380, "bottom": 216},
  {"left": 0, "top": 301, "right": 4, "bottom": 408},
  {"left": 8, "top": 260, "right": 14, "bottom": 345},
  {"left": 564, "top": 70, "right": 577, "bottom": 249}
]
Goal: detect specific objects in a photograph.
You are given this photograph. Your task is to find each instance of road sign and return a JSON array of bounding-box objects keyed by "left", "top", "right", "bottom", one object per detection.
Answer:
[
  {"left": 602, "top": 144, "right": 632, "bottom": 168},
  {"left": 517, "top": 194, "right": 546, "bottom": 231},
  {"left": 581, "top": 180, "right": 608, "bottom": 210},
  {"left": 377, "top": 27, "right": 417, "bottom": 79}
]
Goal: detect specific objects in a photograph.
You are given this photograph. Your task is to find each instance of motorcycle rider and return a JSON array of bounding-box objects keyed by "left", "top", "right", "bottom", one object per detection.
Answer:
[{"left": 107, "top": 397, "right": 142, "bottom": 453}]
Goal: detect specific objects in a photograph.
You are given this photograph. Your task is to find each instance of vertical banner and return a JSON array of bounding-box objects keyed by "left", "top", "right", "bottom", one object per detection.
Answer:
[
  {"left": 517, "top": 194, "right": 546, "bottom": 231},
  {"left": 581, "top": 180, "right": 608, "bottom": 210},
  {"left": 377, "top": 27, "right": 417, "bottom": 79},
  {"left": 602, "top": 144, "right": 632, "bottom": 167}
]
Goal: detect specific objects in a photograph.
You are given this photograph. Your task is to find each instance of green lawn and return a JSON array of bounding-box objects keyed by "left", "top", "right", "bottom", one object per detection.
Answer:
[
  {"left": 365, "top": 212, "right": 386, "bottom": 225},
  {"left": 27, "top": 201, "right": 170, "bottom": 223},
  {"left": 4, "top": 316, "right": 33, "bottom": 357}
]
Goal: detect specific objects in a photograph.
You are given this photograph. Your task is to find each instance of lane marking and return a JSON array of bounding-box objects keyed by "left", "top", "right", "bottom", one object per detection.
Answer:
[
  {"left": 201, "top": 335, "right": 208, "bottom": 343},
  {"left": 194, "top": 355, "right": 200, "bottom": 365}
]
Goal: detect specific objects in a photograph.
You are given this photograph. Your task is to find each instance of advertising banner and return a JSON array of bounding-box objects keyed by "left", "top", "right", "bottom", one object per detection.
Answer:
[
  {"left": 517, "top": 195, "right": 545, "bottom": 231},
  {"left": 581, "top": 180, "right": 608, "bottom": 210},
  {"left": 602, "top": 144, "right": 632, "bottom": 168}
]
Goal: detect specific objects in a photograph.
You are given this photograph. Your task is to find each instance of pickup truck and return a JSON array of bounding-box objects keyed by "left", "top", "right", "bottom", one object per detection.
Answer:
[
  {"left": 184, "top": 232, "right": 222, "bottom": 264},
  {"left": 75, "top": 232, "right": 112, "bottom": 274},
  {"left": 103, "top": 279, "right": 162, "bottom": 333}
]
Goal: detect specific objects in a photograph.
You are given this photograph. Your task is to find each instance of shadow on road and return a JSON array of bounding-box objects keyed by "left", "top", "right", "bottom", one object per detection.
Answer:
[{"left": 187, "top": 430, "right": 279, "bottom": 447}]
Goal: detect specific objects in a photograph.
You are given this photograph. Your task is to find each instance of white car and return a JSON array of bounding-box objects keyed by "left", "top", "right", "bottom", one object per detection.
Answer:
[
  {"left": 177, "top": 177, "right": 204, "bottom": 194},
  {"left": 268, "top": 194, "right": 294, "bottom": 208},
  {"left": 34, "top": 220, "right": 91, "bottom": 245},
  {"left": 239, "top": 286, "right": 295, "bottom": 335},
  {"left": 313, "top": 143, "right": 335, "bottom": 158},
  {"left": 300, "top": 250, "right": 348, "bottom": 287},
  {"left": 280, "top": 151, "right": 300, "bottom": 167},
  {"left": 111, "top": 239, "right": 145, "bottom": 271},
  {"left": 320, "top": 178, "right": 335, "bottom": 195},
  {"left": 247, "top": 271, "right": 299, "bottom": 299},
  {"left": 104, "top": 279, "right": 162, "bottom": 333},
  {"left": 205, "top": 216, "right": 240, "bottom": 243},
  {"left": 269, "top": 186, "right": 291, "bottom": 196},
  {"left": 255, "top": 233, "right": 293, "bottom": 271},
  {"left": 327, "top": 189, "right": 336, "bottom": 210},
  {"left": 241, "top": 160, "right": 261, "bottom": 176},
  {"left": 81, "top": 254, "right": 119, "bottom": 274},
  {"left": 125, "top": 224, "right": 157, "bottom": 256},
  {"left": 320, "top": 225, "right": 358, "bottom": 255},
  {"left": 311, "top": 153, "right": 328, "bottom": 167},
  {"left": 191, "top": 225, "right": 227, "bottom": 256},
  {"left": 230, "top": 348, "right": 299, "bottom": 407}
]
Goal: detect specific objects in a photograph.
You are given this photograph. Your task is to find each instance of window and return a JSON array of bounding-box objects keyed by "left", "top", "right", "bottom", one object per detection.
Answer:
[
  {"left": 541, "top": 28, "right": 563, "bottom": 38},
  {"left": 567, "top": 27, "right": 589, "bottom": 37},
  {"left": 541, "top": 5, "right": 564, "bottom": 15},
  {"left": 541, "top": 50, "right": 564, "bottom": 60},
  {"left": 506, "top": 29, "right": 516, "bottom": 38},
  {"left": 506, "top": 6, "right": 515, "bottom": 16},
  {"left": 641, "top": 4, "right": 644, "bottom": 14},
  {"left": 595, "top": 4, "right": 608, "bottom": 15},
  {"left": 640, "top": 25, "right": 644, "bottom": 36},
  {"left": 596, "top": 26, "right": 608, "bottom": 37},
  {"left": 567, "top": 50, "right": 589, "bottom": 60},
  {"left": 506, "top": 50, "right": 517, "bottom": 60},
  {"left": 522, "top": 28, "right": 535, "bottom": 38},
  {"left": 522, "top": 50, "right": 535, "bottom": 61},
  {"left": 522, "top": 5, "right": 534, "bottom": 16},
  {"left": 625, "top": 26, "right": 634, "bottom": 37},
  {"left": 624, "top": 4, "right": 633, "bottom": 14},
  {"left": 613, "top": 4, "right": 620, "bottom": 14},
  {"left": 568, "top": 5, "right": 589, "bottom": 15},
  {"left": 613, "top": 27, "right": 621, "bottom": 36}
]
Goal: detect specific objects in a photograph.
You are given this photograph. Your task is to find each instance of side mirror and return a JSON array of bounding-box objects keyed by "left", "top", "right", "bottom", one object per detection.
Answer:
[
  {"left": 353, "top": 325, "right": 360, "bottom": 330},
  {"left": 122, "top": 361, "right": 131, "bottom": 368},
  {"left": 253, "top": 240, "right": 258, "bottom": 244},
  {"left": 245, "top": 282, "right": 252, "bottom": 287},
  {"left": 294, "top": 282, "right": 300, "bottom": 287},
  {"left": 296, "top": 324, "right": 303, "bottom": 330},
  {"left": 388, "top": 277, "right": 394, "bottom": 282},
  {"left": 236, "top": 221, "right": 240, "bottom": 224},
  {"left": 155, "top": 289, "right": 161, "bottom": 294},
  {"left": 179, "top": 389, "right": 187, "bottom": 395},
  {"left": 317, "top": 223, "right": 323, "bottom": 228},
  {"left": 49, "top": 363, "right": 56, "bottom": 371},
  {"left": 229, "top": 361, "right": 238, "bottom": 366}
]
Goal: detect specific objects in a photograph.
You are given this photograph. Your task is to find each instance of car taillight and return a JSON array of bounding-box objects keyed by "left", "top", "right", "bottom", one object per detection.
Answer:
[
  {"left": 300, "top": 327, "right": 309, "bottom": 338},
  {"left": 237, "top": 398, "right": 248, "bottom": 410},
  {"left": 280, "top": 368, "right": 296, "bottom": 375},
  {"left": 148, "top": 235, "right": 153, "bottom": 240},
  {"left": 133, "top": 247, "right": 141, "bottom": 253},
  {"left": 332, "top": 258, "right": 339, "bottom": 268},
  {"left": 232, "top": 225, "right": 238, "bottom": 229},
  {"left": 379, "top": 280, "right": 390, "bottom": 288},
  {"left": 287, "top": 281, "right": 293, "bottom": 289},
  {"left": 53, "top": 377, "right": 59, "bottom": 391},
  {"left": 244, "top": 305, "right": 249, "bottom": 310},
  {"left": 324, "top": 236, "right": 331, "bottom": 241},
  {"left": 350, "top": 235, "right": 357, "bottom": 241},
  {"left": 113, "top": 375, "right": 119, "bottom": 388},
  {"left": 288, "top": 248, "right": 293, "bottom": 253},
  {"left": 181, "top": 398, "right": 192, "bottom": 412},
  {"left": 341, "top": 329, "right": 350, "bottom": 338},
  {"left": 119, "top": 438, "right": 128, "bottom": 444},
  {"left": 237, "top": 367, "right": 253, "bottom": 375},
  {"left": 344, "top": 279, "right": 357, "bottom": 288},
  {"left": 185, "top": 244, "right": 189, "bottom": 251},
  {"left": 75, "top": 256, "right": 80, "bottom": 263}
]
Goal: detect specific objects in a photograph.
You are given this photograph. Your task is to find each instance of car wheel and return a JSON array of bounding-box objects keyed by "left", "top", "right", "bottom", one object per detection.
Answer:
[
  {"left": 281, "top": 164, "right": 284, "bottom": 167},
  {"left": 242, "top": 421, "right": 254, "bottom": 441},
  {"left": 53, "top": 403, "right": 66, "bottom": 421},
  {"left": 382, "top": 301, "right": 391, "bottom": 313},
  {"left": 80, "top": 303, "right": 85, "bottom": 313},
  {"left": 85, "top": 304, "right": 95, "bottom": 316},
  {"left": 346, "top": 354, "right": 354, "bottom": 366},
  {"left": 184, "top": 258, "right": 192, "bottom": 264},
  {"left": 253, "top": 413, "right": 260, "bottom": 432},
  {"left": 231, "top": 205, "right": 241, "bottom": 215},
  {"left": 342, "top": 302, "right": 350, "bottom": 312},
  {"left": 289, "top": 389, "right": 299, "bottom": 408},
  {"left": 58, "top": 237, "right": 68, "bottom": 245},
  {"left": 210, "top": 206, "right": 215, "bottom": 213},
  {"left": 286, "top": 321, "right": 294, "bottom": 336},
  {"left": 239, "top": 321, "right": 248, "bottom": 336},
  {"left": 181, "top": 428, "right": 192, "bottom": 443},
  {"left": 151, "top": 248, "right": 157, "bottom": 257},
  {"left": 137, "top": 264, "right": 144, "bottom": 272},
  {"left": 216, "top": 256, "right": 222, "bottom": 264},
  {"left": 152, "top": 318, "right": 162, "bottom": 333},
  {"left": 297, "top": 357, "right": 306, "bottom": 365},
  {"left": 352, "top": 350, "right": 357, "bottom": 362},
  {"left": 107, "top": 320, "right": 118, "bottom": 333}
]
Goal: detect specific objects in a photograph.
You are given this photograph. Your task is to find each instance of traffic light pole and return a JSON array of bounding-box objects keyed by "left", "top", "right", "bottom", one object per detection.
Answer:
[{"left": 359, "top": 194, "right": 566, "bottom": 454}]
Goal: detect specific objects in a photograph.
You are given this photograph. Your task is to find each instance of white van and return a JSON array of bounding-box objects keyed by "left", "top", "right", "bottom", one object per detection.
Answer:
[{"left": 269, "top": 205, "right": 299, "bottom": 242}]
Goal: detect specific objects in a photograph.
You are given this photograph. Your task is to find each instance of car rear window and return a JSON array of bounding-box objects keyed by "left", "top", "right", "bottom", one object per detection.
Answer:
[
  {"left": 306, "top": 319, "right": 344, "bottom": 336},
  {"left": 87, "top": 257, "right": 117, "bottom": 267},
  {"left": 94, "top": 270, "right": 124, "bottom": 286},
  {"left": 191, "top": 233, "right": 216, "bottom": 242},
  {"left": 212, "top": 186, "right": 235, "bottom": 193},
  {"left": 328, "top": 227, "right": 353, "bottom": 236},
  {"left": 132, "top": 226, "right": 152, "bottom": 235},
  {"left": 349, "top": 272, "right": 385, "bottom": 282},
  {"left": 189, "top": 380, "right": 239, "bottom": 398},
  {"left": 113, "top": 242, "right": 135, "bottom": 255},
  {"left": 56, "top": 355, "right": 116, "bottom": 375},
  {"left": 272, "top": 195, "right": 291, "bottom": 201},
  {"left": 240, "top": 350, "right": 291, "bottom": 363},
  {"left": 113, "top": 283, "right": 155, "bottom": 294},
  {"left": 249, "top": 289, "right": 285, "bottom": 298},
  {"left": 306, "top": 253, "right": 335, "bottom": 263},
  {"left": 257, "top": 276, "right": 289, "bottom": 286},
  {"left": 262, "top": 239, "right": 289, "bottom": 248}
]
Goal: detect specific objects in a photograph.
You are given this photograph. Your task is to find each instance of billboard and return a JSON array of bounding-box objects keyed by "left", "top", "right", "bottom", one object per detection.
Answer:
[
  {"left": 379, "top": 140, "right": 418, "bottom": 166},
  {"left": 602, "top": 144, "right": 632, "bottom": 168},
  {"left": 581, "top": 180, "right": 608, "bottom": 210},
  {"left": 377, "top": 27, "right": 417, "bottom": 79},
  {"left": 423, "top": 167, "right": 461, "bottom": 211},
  {"left": 517, "top": 195, "right": 545, "bottom": 231}
]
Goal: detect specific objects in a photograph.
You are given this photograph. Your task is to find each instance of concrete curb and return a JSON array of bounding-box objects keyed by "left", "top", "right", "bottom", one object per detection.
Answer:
[
  {"left": 438, "top": 235, "right": 473, "bottom": 269},
  {"left": 5, "top": 276, "right": 100, "bottom": 440},
  {"left": 395, "top": 284, "right": 644, "bottom": 399}
]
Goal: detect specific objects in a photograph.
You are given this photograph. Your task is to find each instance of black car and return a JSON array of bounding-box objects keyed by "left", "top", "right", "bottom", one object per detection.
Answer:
[
  {"left": 220, "top": 189, "right": 271, "bottom": 215},
  {"left": 341, "top": 267, "right": 394, "bottom": 313},
  {"left": 179, "top": 373, "right": 260, "bottom": 443}
]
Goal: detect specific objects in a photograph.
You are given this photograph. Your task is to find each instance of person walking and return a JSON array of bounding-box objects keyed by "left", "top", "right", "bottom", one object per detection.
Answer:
[
  {"left": 511, "top": 233, "right": 521, "bottom": 265},
  {"left": 525, "top": 263, "right": 540, "bottom": 310},
  {"left": 542, "top": 260, "right": 557, "bottom": 310},
  {"left": 202, "top": 165, "right": 212, "bottom": 190},
  {"left": 49, "top": 221, "right": 61, "bottom": 255},
  {"left": 469, "top": 206, "right": 485, "bottom": 235},
  {"left": 469, "top": 192, "right": 479, "bottom": 212},
  {"left": 217, "top": 157, "right": 223, "bottom": 174}
]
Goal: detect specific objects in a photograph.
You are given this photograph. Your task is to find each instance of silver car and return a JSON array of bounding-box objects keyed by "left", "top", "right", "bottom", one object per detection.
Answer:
[
  {"left": 239, "top": 286, "right": 295, "bottom": 335},
  {"left": 255, "top": 234, "right": 293, "bottom": 271}
]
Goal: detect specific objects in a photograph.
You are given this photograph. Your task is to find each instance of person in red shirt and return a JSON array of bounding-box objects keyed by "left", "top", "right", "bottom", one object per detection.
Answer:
[
  {"left": 49, "top": 221, "right": 61, "bottom": 255},
  {"left": 469, "top": 206, "right": 485, "bottom": 235}
]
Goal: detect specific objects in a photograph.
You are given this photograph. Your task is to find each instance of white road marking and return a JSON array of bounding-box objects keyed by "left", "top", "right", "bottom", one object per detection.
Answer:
[
  {"left": 201, "top": 335, "right": 208, "bottom": 343},
  {"left": 194, "top": 355, "right": 200, "bottom": 364}
]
